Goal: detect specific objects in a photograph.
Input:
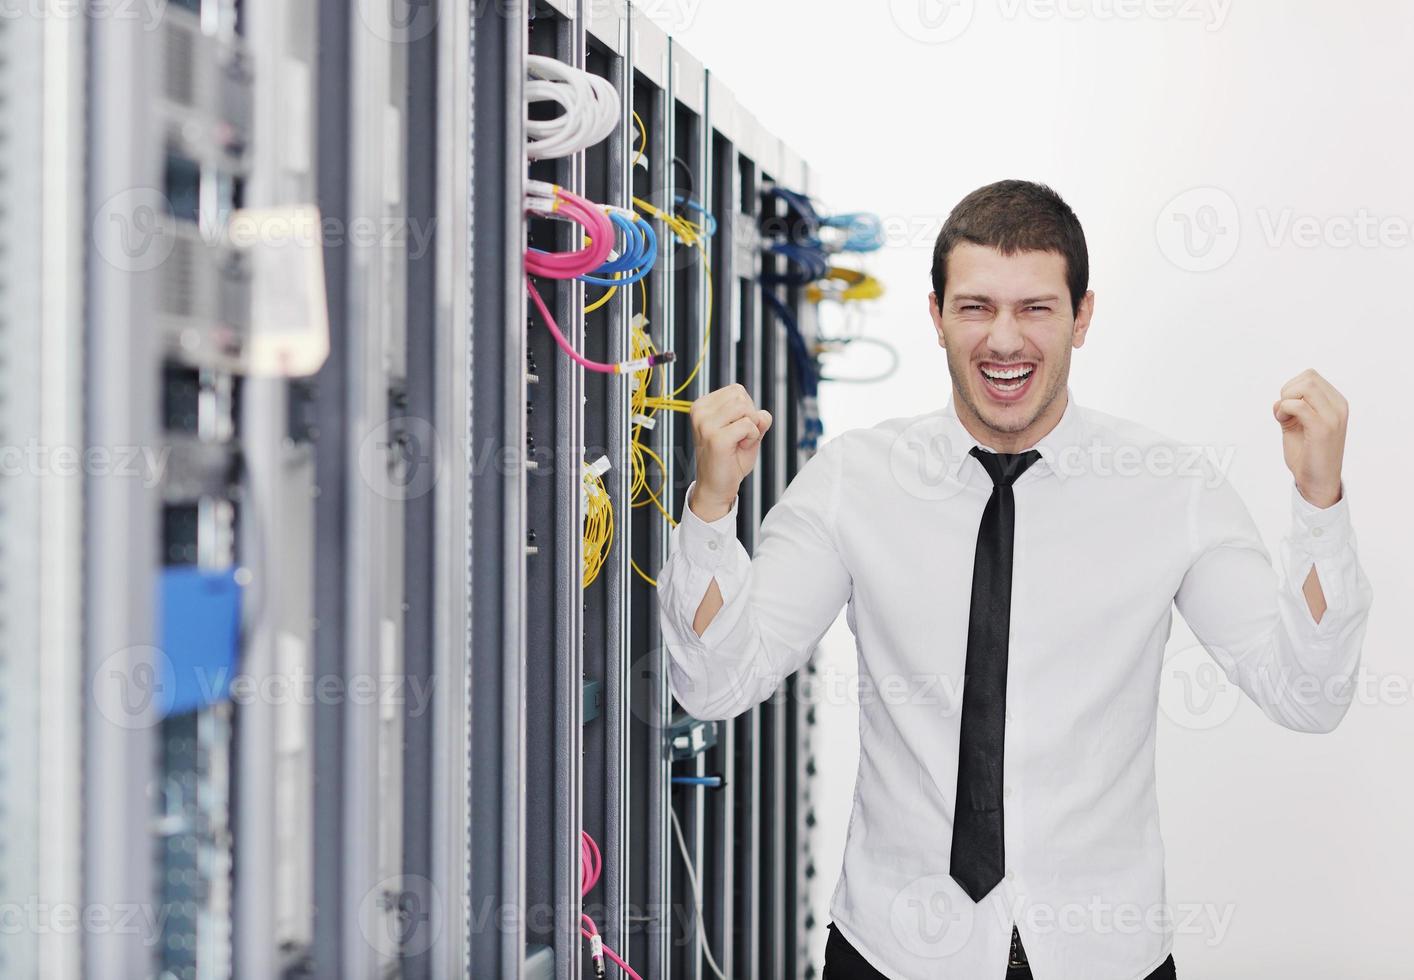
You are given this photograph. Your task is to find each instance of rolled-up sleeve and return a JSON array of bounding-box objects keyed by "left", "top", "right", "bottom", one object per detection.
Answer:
[
  {"left": 1175, "top": 472, "right": 1373, "bottom": 733},
  {"left": 657, "top": 436, "right": 853, "bottom": 721}
]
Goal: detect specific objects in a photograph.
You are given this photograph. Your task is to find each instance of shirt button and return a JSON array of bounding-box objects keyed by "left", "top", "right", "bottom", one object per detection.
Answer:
[
  {"left": 1006, "top": 870, "right": 1015, "bottom": 881},
  {"left": 1003, "top": 786, "right": 1013, "bottom": 799},
  {"left": 1312, "top": 527, "right": 1324, "bottom": 538},
  {"left": 707, "top": 540, "right": 719, "bottom": 550}
]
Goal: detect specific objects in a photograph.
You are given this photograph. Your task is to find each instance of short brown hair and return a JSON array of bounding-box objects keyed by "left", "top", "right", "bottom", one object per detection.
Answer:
[{"left": 930, "top": 180, "right": 1089, "bottom": 315}]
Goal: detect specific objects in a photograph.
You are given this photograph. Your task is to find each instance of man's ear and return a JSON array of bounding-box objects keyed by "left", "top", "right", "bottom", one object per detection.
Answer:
[
  {"left": 1072, "top": 290, "right": 1096, "bottom": 349},
  {"left": 928, "top": 291, "right": 946, "bottom": 348}
]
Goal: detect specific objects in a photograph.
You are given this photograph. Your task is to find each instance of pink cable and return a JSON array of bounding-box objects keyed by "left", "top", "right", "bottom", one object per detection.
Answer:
[
  {"left": 579, "top": 928, "right": 646, "bottom": 980},
  {"left": 526, "top": 186, "right": 615, "bottom": 279},
  {"left": 581, "top": 830, "right": 645, "bottom": 980},
  {"left": 581, "top": 832, "right": 603, "bottom": 891},
  {"left": 524, "top": 184, "right": 675, "bottom": 375},
  {"left": 526, "top": 276, "right": 674, "bottom": 376}
]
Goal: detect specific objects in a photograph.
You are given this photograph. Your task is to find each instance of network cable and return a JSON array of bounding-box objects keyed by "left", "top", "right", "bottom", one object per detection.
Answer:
[
  {"left": 580, "top": 831, "right": 645, "bottom": 980},
  {"left": 819, "top": 211, "right": 886, "bottom": 253},
  {"left": 525, "top": 54, "right": 620, "bottom": 160},
  {"left": 760, "top": 184, "right": 821, "bottom": 235},
  {"left": 762, "top": 289, "right": 823, "bottom": 451},
  {"left": 579, "top": 208, "right": 657, "bottom": 289},
  {"left": 760, "top": 240, "right": 830, "bottom": 286},
  {"left": 804, "top": 265, "right": 885, "bottom": 304},
  {"left": 817, "top": 335, "right": 901, "bottom": 385},
  {"left": 669, "top": 807, "right": 729, "bottom": 980},
  {"left": 525, "top": 180, "right": 676, "bottom": 375},
  {"left": 625, "top": 189, "right": 718, "bottom": 586},
  {"left": 581, "top": 207, "right": 658, "bottom": 315}
]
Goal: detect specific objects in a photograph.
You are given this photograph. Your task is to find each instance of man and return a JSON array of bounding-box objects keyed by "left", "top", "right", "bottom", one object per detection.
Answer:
[{"left": 656, "top": 180, "right": 1372, "bottom": 979}]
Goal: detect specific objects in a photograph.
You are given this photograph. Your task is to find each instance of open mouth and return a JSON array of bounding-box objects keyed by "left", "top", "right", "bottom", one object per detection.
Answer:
[{"left": 978, "top": 362, "right": 1037, "bottom": 402}]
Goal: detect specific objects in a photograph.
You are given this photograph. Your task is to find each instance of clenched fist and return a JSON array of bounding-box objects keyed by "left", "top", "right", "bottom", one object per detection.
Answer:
[
  {"left": 688, "top": 383, "right": 773, "bottom": 521},
  {"left": 1273, "top": 369, "right": 1348, "bottom": 509}
]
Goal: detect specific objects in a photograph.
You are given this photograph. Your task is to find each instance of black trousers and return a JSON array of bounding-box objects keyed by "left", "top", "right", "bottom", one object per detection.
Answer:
[{"left": 823, "top": 922, "right": 1178, "bottom": 979}]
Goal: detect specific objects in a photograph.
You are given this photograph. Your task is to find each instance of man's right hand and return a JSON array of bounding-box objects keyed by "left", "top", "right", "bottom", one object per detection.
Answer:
[{"left": 688, "top": 383, "right": 772, "bottom": 522}]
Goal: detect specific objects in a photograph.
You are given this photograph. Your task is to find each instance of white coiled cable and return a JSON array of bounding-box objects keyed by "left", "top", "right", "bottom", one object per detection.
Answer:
[{"left": 526, "top": 54, "right": 620, "bottom": 160}]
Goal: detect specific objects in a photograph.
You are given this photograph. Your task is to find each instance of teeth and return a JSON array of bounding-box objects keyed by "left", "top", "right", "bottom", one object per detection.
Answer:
[{"left": 981, "top": 364, "right": 1034, "bottom": 380}]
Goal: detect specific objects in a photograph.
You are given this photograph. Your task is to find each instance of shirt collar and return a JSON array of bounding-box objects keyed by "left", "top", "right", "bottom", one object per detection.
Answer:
[{"left": 937, "top": 386, "right": 1086, "bottom": 485}]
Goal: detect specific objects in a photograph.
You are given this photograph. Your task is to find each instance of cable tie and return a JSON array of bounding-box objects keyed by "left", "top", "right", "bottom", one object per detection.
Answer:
[
  {"left": 588, "top": 455, "right": 612, "bottom": 477},
  {"left": 631, "top": 413, "right": 655, "bottom": 429}
]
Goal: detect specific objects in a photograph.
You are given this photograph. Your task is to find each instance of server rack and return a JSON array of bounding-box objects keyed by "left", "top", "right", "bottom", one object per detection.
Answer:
[
  {"left": 1, "top": 1, "right": 830, "bottom": 977},
  {"left": 15, "top": 0, "right": 475, "bottom": 976},
  {"left": 502, "top": 4, "right": 825, "bottom": 978}
]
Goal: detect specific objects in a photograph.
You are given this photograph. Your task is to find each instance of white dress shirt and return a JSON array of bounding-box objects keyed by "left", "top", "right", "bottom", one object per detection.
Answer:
[{"left": 657, "top": 390, "right": 1372, "bottom": 980}]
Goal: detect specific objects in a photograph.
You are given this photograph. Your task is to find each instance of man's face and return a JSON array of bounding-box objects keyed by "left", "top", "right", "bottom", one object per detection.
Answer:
[{"left": 929, "top": 243, "right": 1094, "bottom": 444}]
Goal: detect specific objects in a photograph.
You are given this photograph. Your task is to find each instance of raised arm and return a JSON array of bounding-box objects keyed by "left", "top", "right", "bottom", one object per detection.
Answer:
[
  {"left": 656, "top": 384, "right": 852, "bottom": 721},
  {"left": 1175, "top": 370, "right": 1372, "bottom": 733}
]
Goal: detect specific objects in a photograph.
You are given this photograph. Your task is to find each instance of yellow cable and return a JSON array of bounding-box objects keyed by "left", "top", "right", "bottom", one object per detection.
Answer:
[
  {"left": 630, "top": 196, "right": 714, "bottom": 399},
  {"left": 584, "top": 283, "right": 617, "bottom": 314},
  {"left": 631, "top": 110, "right": 646, "bottom": 171},
  {"left": 631, "top": 558, "right": 657, "bottom": 587},
  {"left": 805, "top": 265, "right": 885, "bottom": 304},
  {"left": 582, "top": 463, "right": 615, "bottom": 589}
]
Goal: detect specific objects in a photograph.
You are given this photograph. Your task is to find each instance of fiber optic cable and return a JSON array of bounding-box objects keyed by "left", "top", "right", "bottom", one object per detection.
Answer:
[{"left": 582, "top": 459, "right": 614, "bottom": 589}]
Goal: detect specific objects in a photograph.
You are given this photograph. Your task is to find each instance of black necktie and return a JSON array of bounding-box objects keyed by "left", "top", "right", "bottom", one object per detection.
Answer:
[{"left": 950, "top": 446, "right": 1042, "bottom": 903}]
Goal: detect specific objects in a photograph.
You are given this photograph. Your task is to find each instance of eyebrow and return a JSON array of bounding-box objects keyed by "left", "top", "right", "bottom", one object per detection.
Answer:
[{"left": 951, "top": 294, "right": 1060, "bottom": 305}]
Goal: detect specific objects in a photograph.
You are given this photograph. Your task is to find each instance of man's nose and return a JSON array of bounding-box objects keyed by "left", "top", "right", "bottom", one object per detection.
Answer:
[{"left": 987, "top": 313, "right": 1026, "bottom": 358}]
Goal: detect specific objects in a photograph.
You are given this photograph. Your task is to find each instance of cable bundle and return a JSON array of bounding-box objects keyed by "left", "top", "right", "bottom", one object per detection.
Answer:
[
  {"left": 760, "top": 240, "right": 830, "bottom": 286},
  {"left": 758, "top": 185, "right": 828, "bottom": 286},
  {"left": 761, "top": 184, "right": 821, "bottom": 235},
  {"left": 525, "top": 179, "right": 614, "bottom": 278},
  {"left": 624, "top": 191, "right": 719, "bottom": 586},
  {"left": 525, "top": 181, "right": 675, "bottom": 375},
  {"left": 581, "top": 207, "right": 657, "bottom": 288},
  {"left": 525, "top": 54, "right": 620, "bottom": 160},
  {"left": 762, "top": 289, "right": 824, "bottom": 452},
  {"left": 582, "top": 458, "right": 613, "bottom": 589}
]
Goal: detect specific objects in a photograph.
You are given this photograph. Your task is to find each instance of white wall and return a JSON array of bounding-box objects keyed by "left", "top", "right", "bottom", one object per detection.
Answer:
[{"left": 644, "top": 1, "right": 1414, "bottom": 975}]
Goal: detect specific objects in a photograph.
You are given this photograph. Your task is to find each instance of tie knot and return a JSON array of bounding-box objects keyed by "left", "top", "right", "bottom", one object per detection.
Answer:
[{"left": 969, "top": 446, "right": 1042, "bottom": 487}]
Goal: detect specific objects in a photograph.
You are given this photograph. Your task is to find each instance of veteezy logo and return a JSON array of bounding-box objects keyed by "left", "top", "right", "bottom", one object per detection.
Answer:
[
  {"left": 91, "top": 645, "right": 174, "bottom": 730},
  {"left": 888, "top": 0, "right": 976, "bottom": 44},
  {"left": 890, "top": 873, "right": 976, "bottom": 959},
  {"left": 1158, "top": 642, "right": 1241, "bottom": 730},
  {"left": 92, "top": 188, "right": 175, "bottom": 273},
  {"left": 996, "top": 0, "right": 1233, "bottom": 31},
  {"left": 1156, "top": 187, "right": 1242, "bottom": 272},
  {"left": 358, "top": 416, "right": 442, "bottom": 501},
  {"left": 889, "top": 417, "right": 966, "bottom": 502}
]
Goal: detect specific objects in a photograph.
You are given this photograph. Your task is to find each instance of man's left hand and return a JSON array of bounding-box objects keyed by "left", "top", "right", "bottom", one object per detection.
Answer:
[{"left": 1273, "top": 369, "right": 1348, "bottom": 509}]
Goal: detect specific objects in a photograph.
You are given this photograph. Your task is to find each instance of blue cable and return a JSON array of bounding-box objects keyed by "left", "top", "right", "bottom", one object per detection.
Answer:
[
  {"left": 821, "top": 211, "right": 885, "bottom": 252},
  {"left": 761, "top": 289, "right": 824, "bottom": 451},
  {"left": 577, "top": 210, "right": 658, "bottom": 287},
  {"left": 675, "top": 196, "right": 718, "bottom": 237},
  {"left": 761, "top": 241, "right": 830, "bottom": 286},
  {"left": 761, "top": 185, "right": 821, "bottom": 232}
]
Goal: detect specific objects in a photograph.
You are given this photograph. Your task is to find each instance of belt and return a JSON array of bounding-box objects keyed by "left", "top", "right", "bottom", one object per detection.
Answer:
[{"left": 1007, "top": 926, "right": 1178, "bottom": 979}]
